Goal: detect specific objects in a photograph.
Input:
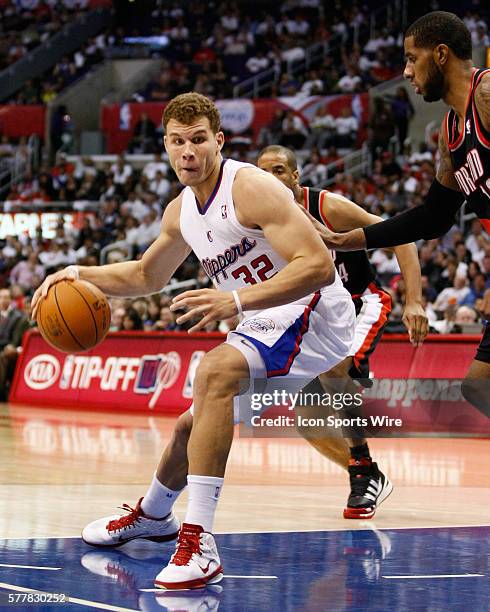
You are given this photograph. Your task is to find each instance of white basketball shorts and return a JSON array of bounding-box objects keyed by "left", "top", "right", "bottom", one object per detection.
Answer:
[{"left": 190, "top": 288, "right": 355, "bottom": 422}]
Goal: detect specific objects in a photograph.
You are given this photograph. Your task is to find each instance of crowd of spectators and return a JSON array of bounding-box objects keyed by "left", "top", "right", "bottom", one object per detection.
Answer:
[
  {"left": 11, "top": 33, "right": 109, "bottom": 105},
  {"left": 130, "top": 1, "right": 407, "bottom": 102},
  {"left": 326, "top": 140, "right": 490, "bottom": 332},
  {"left": 1, "top": 2, "right": 490, "bottom": 399},
  {"left": 1, "top": 133, "right": 490, "bottom": 344},
  {"left": 2, "top": 2, "right": 489, "bottom": 107},
  {"left": 2, "top": 0, "right": 113, "bottom": 104},
  {"left": 0, "top": 142, "right": 239, "bottom": 398},
  {"left": 1, "top": 128, "right": 490, "bottom": 395},
  {"left": 3, "top": 0, "right": 413, "bottom": 105},
  {"left": 0, "top": 0, "right": 96, "bottom": 73}
]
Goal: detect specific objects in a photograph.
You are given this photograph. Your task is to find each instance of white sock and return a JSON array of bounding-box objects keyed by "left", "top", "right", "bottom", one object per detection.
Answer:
[
  {"left": 140, "top": 473, "right": 184, "bottom": 518},
  {"left": 184, "top": 475, "right": 223, "bottom": 532}
]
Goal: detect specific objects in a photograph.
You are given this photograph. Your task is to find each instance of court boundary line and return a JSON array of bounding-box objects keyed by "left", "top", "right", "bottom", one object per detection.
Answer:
[
  {"left": 215, "top": 523, "right": 490, "bottom": 534},
  {"left": 382, "top": 574, "right": 485, "bottom": 579},
  {"left": 0, "top": 564, "right": 61, "bottom": 571},
  {"left": 1, "top": 523, "right": 489, "bottom": 541}
]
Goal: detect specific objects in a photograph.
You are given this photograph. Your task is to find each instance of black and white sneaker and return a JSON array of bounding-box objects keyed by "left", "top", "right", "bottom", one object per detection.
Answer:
[{"left": 343, "top": 458, "right": 393, "bottom": 519}]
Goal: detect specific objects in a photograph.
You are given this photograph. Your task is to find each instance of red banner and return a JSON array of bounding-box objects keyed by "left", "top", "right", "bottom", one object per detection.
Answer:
[
  {"left": 0, "top": 105, "right": 45, "bottom": 138},
  {"left": 10, "top": 330, "right": 224, "bottom": 413},
  {"left": 369, "top": 335, "right": 477, "bottom": 378},
  {"left": 361, "top": 336, "right": 487, "bottom": 436},
  {"left": 244, "top": 335, "right": 487, "bottom": 437},
  {"left": 10, "top": 331, "right": 482, "bottom": 418},
  {"left": 101, "top": 95, "right": 369, "bottom": 154}
]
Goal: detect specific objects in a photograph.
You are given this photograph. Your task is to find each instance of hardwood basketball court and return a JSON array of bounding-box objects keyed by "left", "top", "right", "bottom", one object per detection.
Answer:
[{"left": 0, "top": 403, "right": 488, "bottom": 611}]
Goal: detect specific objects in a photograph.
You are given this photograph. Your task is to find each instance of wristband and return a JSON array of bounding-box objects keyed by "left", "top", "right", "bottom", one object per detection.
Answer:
[
  {"left": 66, "top": 265, "right": 80, "bottom": 280},
  {"left": 232, "top": 290, "right": 243, "bottom": 317}
]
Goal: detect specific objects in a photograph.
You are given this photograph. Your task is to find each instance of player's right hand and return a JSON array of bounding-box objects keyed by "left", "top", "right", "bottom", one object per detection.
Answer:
[
  {"left": 31, "top": 265, "right": 79, "bottom": 320},
  {"left": 402, "top": 301, "right": 429, "bottom": 347}
]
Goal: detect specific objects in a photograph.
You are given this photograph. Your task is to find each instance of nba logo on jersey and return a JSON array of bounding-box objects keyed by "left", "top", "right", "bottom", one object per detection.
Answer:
[{"left": 221, "top": 204, "right": 227, "bottom": 219}]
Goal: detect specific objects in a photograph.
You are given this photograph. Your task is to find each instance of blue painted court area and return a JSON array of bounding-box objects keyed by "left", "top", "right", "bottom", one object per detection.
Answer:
[{"left": 0, "top": 527, "right": 488, "bottom": 611}]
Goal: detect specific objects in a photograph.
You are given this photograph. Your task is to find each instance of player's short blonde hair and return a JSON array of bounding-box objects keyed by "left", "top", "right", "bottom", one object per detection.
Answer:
[{"left": 162, "top": 92, "right": 221, "bottom": 134}]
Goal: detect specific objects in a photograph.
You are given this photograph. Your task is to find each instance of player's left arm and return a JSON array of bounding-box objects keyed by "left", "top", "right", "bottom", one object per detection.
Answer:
[
  {"left": 474, "top": 72, "right": 490, "bottom": 131},
  {"left": 234, "top": 172, "right": 337, "bottom": 307},
  {"left": 171, "top": 169, "right": 335, "bottom": 332},
  {"left": 319, "top": 193, "right": 428, "bottom": 346}
]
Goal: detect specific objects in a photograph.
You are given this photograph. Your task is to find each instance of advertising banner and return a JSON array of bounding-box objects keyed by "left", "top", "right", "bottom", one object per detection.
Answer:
[
  {"left": 10, "top": 331, "right": 223, "bottom": 414},
  {"left": 10, "top": 332, "right": 487, "bottom": 436},
  {"left": 0, "top": 105, "right": 45, "bottom": 138},
  {"left": 0, "top": 211, "right": 94, "bottom": 240},
  {"left": 101, "top": 94, "right": 369, "bottom": 153}
]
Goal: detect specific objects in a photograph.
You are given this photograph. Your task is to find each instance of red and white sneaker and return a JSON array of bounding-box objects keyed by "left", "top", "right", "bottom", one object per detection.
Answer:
[
  {"left": 343, "top": 458, "right": 393, "bottom": 519},
  {"left": 154, "top": 523, "right": 223, "bottom": 590},
  {"left": 82, "top": 498, "right": 180, "bottom": 547}
]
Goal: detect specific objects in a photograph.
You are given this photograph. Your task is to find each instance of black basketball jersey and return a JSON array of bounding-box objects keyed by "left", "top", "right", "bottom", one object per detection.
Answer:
[
  {"left": 302, "top": 187, "right": 377, "bottom": 296},
  {"left": 445, "top": 68, "right": 490, "bottom": 234}
]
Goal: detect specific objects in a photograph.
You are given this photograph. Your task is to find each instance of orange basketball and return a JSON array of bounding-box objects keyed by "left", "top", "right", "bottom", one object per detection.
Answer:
[{"left": 37, "top": 279, "right": 111, "bottom": 353}]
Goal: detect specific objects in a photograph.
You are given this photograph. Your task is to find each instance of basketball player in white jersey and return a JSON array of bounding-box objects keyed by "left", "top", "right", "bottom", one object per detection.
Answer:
[{"left": 32, "top": 93, "right": 355, "bottom": 590}]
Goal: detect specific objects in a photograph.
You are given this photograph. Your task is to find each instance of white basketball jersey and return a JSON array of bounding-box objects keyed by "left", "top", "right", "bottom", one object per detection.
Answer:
[{"left": 179, "top": 158, "right": 343, "bottom": 311}]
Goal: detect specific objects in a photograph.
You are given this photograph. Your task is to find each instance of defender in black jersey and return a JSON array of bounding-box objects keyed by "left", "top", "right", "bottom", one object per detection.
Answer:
[
  {"left": 445, "top": 67, "right": 490, "bottom": 232},
  {"left": 258, "top": 145, "right": 427, "bottom": 519},
  {"left": 322, "top": 12, "right": 490, "bottom": 416}
]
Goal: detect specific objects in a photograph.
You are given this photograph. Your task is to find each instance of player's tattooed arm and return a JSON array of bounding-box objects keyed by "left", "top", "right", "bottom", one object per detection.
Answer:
[
  {"left": 435, "top": 123, "right": 459, "bottom": 191},
  {"left": 474, "top": 72, "right": 490, "bottom": 132}
]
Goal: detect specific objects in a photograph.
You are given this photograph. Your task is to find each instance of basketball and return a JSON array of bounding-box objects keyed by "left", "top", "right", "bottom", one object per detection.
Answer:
[{"left": 36, "top": 279, "right": 111, "bottom": 353}]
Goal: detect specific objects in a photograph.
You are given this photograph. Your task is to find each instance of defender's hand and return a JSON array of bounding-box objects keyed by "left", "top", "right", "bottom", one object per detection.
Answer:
[
  {"left": 330, "top": 227, "right": 367, "bottom": 251},
  {"left": 171, "top": 288, "right": 238, "bottom": 333},
  {"left": 298, "top": 205, "right": 366, "bottom": 251},
  {"left": 402, "top": 301, "right": 429, "bottom": 347},
  {"left": 31, "top": 265, "right": 79, "bottom": 320}
]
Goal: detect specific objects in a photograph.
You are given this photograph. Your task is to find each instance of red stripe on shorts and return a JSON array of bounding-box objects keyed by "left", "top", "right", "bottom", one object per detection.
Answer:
[{"left": 353, "top": 283, "right": 391, "bottom": 370}]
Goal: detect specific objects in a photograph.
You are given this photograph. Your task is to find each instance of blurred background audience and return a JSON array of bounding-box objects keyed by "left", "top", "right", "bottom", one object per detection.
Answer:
[{"left": 0, "top": 0, "right": 489, "bottom": 349}]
